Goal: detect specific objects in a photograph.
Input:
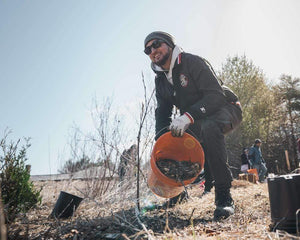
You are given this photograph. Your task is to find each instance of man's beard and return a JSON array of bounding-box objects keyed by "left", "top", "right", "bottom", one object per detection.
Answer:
[{"left": 156, "top": 48, "right": 171, "bottom": 67}]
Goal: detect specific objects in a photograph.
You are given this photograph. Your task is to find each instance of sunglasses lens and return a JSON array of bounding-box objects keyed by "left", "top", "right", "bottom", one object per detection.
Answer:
[
  {"left": 144, "top": 40, "right": 163, "bottom": 55},
  {"left": 144, "top": 47, "right": 151, "bottom": 55},
  {"left": 152, "top": 40, "right": 162, "bottom": 49}
]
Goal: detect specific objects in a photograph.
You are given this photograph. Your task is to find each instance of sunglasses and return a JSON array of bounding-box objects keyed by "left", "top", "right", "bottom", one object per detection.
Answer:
[{"left": 144, "top": 40, "right": 164, "bottom": 55}]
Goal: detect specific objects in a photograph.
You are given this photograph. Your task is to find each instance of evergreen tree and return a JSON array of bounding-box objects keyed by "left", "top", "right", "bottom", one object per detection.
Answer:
[{"left": 272, "top": 75, "right": 300, "bottom": 169}]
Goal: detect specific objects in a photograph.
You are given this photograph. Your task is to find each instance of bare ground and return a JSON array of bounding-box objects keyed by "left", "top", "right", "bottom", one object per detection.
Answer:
[{"left": 7, "top": 178, "right": 300, "bottom": 240}]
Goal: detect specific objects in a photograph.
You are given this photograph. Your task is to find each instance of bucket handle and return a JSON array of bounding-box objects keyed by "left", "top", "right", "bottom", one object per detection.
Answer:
[
  {"left": 155, "top": 126, "right": 200, "bottom": 142},
  {"left": 154, "top": 126, "right": 169, "bottom": 140}
]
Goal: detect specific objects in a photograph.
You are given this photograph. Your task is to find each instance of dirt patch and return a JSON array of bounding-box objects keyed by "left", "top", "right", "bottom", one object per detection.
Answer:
[{"left": 156, "top": 159, "right": 201, "bottom": 181}]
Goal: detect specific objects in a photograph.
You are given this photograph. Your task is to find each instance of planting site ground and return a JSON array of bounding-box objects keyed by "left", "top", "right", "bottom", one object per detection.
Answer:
[{"left": 7, "top": 178, "right": 300, "bottom": 240}]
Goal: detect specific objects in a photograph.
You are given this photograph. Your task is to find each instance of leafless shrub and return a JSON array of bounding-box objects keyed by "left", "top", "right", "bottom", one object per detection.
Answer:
[
  {"left": 135, "top": 73, "right": 156, "bottom": 210},
  {"left": 58, "top": 74, "right": 157, "bottom": 217},
  {"left": 60, "top": 97, "right": 124, "bottom": 199}
]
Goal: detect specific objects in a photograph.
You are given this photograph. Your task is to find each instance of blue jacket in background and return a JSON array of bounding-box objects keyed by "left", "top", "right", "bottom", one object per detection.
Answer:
[{"left": 249, "top": 145, "right": 265, "bottom": 165}]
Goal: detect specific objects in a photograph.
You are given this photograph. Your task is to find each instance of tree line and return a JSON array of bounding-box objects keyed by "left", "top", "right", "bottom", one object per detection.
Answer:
[{"left": 220, "top": 55, "right": 300, "bottom": 176}]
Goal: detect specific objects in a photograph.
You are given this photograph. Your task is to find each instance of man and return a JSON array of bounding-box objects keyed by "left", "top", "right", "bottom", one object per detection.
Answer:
[
  {"left": 248, "top": 139, "right": 267, "bottom": 182},
  {"left": 144, "top": 31, "right": 242, "bottom": 220}
]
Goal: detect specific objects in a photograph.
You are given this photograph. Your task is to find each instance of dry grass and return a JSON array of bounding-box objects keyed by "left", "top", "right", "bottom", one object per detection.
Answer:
[{"left": 7, "top": 178, "right": 300, "bottom": 240}]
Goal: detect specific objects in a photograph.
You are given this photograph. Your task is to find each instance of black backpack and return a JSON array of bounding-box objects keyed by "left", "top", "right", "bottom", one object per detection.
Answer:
[
  {"left": 201, "top": 57, "right": 239, "bottom": 103},
  {"left": 222, "top": 85, "right": 239, "bottom": 103}
]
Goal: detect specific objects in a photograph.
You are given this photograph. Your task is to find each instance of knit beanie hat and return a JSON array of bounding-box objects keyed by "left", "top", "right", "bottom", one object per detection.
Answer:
[{"left": 144, "top": 31, "right": 175, "bottom": 49}]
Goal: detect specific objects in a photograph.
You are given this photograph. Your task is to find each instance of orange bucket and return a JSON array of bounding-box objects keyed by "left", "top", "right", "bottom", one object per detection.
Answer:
[
  {"left": 147, "top": 132, "right": 205, "bottom": 198},
  {"left": 247, "top": 168, "right": 259, "bottom": 182}
]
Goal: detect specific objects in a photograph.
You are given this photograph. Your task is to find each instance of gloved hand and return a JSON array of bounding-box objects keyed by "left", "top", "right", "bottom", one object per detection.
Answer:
[{"left": 169, "top": 113, "right": 193, "bottom": 137}]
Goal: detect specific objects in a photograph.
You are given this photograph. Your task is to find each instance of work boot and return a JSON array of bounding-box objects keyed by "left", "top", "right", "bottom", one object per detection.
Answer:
[
  {"left": 213, "top": 188, "right": 235, "bottom": 220},
  {"left": 162, "top": 191, "right": 188, "bottom": 209}
]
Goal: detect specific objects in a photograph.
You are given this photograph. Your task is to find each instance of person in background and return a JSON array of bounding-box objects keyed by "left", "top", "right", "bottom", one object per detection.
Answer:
[
  {"left": 118, "top": 144, "right": 137, "bottom": 182},
  {"left": 240, "top": 148, "right": 250, "bottom": 173},
  {"left": 248, "top": 139, "right": 267, "bottom": 182},
  {"left": 144, "top": 31, "right": 242, "bottom": 220}
]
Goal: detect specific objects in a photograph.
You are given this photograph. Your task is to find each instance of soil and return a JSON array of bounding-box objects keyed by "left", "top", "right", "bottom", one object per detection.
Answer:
[
  {"left": 6, "top": 178, "right": 300, "bottom": 239},
  {"left": 156, "top": 159, "right": 201, "bottom": 181}
]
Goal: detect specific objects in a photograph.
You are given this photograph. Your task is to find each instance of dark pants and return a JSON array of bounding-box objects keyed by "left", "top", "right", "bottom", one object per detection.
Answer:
[
  {"left": 188, "top": 103, "right": 242, "bottom": 190},
  {"left": 253, "top": 163, "right": 267, "bottom": 182}
]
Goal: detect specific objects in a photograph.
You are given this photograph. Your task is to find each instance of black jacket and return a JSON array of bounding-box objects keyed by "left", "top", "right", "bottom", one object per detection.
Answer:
[
  {"left": 241, "top": 153, "right": 249, "bottom": 165},
  {"left": 154, "top": 52, "right": 227, "bottom": 137}
]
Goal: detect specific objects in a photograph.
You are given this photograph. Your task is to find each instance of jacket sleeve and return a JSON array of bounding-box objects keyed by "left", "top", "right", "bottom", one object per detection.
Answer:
[
  {"left": 155, "top": 83, "right": 173, "bottom": 140},
  {"left": 248, "top": 147, "right": 255, "bottom": 164},
  {"left": 260, "top": 151, "right": 266, "bottom": 163},
  {"left": 185, "top": 56, "right": 226, "bottom": 120}
]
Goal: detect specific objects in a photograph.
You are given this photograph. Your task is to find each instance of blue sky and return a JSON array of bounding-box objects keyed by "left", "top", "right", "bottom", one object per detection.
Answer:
[{"left": 1, "top": 0, "right": 300, "bottom": 175}]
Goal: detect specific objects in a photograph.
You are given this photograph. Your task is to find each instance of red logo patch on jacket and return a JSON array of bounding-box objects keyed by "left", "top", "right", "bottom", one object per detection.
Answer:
[{"left": 179, "top": 74, "right": 188, "bottom": 87}]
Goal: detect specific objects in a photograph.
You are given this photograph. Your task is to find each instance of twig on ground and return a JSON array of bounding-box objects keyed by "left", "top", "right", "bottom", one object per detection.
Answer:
[
  {"left": 112, "top": 211, "right": 141, "bottom": 232},
  {"left": 122, "top": 233, "right": 131, "bottom": 240},
  {"left": 110, "top": 210, "right": 120, "bottom": 224},
  {"left": 129, "top": 230, "right": 148, "bottom": 240},
  {"left": 135, "top": 205, "right": 155, "bottom": 240},
  {"left": 267, "top": 233, "right": 273, "bottom": 239},
  {"left": 188, "top": 208, "right": 196, "bottom": 222},
  {"left": 164, "top": 205, "right": 171, "bottom": 233},
  {"left": 122, "top": 209, "right": 128, "bottom": 222}
]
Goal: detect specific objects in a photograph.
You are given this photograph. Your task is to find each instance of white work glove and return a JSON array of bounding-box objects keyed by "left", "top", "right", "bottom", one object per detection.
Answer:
[{"left": 169, "top": 113, "right": 193, "bottom": 137}]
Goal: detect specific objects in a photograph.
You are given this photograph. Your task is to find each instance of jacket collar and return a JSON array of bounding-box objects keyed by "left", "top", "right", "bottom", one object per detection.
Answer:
[
  {"left": 151, "top": 46, "right": 183, "bottom": 85},
  {"left": 151, "top": 45, "right": 183, "bottom": 73}
]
